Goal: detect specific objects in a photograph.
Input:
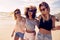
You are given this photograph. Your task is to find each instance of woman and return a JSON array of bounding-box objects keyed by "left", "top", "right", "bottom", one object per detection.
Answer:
[
  {"left": 11, "top": 9, "right": 26, "bottom": 40},
  {"left": 37, "top": 2, "right": 55, "bottom": 40},
  {"left": 24, "top": 6, "right": 39, "bottom": 40}
]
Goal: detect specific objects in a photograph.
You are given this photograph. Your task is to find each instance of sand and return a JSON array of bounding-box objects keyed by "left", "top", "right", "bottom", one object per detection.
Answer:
[{"left": 0, "top": 16, "right": 60, "bottom": 40}]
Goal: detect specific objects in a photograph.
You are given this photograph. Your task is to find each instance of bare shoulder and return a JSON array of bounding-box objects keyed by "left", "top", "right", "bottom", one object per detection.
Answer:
[
  {"left": 22, "top": 17, "right": 26, "bottom": 22},
  {"left": 34, "top": 19, "right": 39, "bottom": 23}
]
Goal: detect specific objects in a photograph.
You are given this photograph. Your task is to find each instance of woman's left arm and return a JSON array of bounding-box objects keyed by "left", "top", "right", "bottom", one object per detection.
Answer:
[{"left": 52, "top": 16, "right": 56, "bottom": 30}]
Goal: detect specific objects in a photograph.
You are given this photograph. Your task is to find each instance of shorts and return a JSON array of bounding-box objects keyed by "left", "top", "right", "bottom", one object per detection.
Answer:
[
  {"left": 15, "top": 32, "right": 24, "bottom": 39},
  {"left": 24, "top": 32, "right": 35, "bottom": 40},
  {"left": 37, "top": 32, "right": 52, "bottom": 40}
]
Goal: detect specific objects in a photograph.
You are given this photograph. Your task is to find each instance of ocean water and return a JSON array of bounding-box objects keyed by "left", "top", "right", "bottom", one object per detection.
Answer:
[{"left": 0, "top": 13, "right": 60, "bottom": 40}]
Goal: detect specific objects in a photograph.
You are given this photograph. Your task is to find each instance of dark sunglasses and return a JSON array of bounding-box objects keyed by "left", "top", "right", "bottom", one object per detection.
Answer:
[
  {"left": 28, "top": 10, "right": 33, "bottom": 12},
  {"left": 40, "top": 8, "right": 46, "bottom": 11},
  {"left": 15, "top": 11, "right": 20, "bottom": 14}
]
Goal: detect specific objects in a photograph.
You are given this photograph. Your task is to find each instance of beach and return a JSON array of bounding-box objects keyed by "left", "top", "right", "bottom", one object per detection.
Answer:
[{"left": 0, "top": 13, "right": 60, "bottom": 40}]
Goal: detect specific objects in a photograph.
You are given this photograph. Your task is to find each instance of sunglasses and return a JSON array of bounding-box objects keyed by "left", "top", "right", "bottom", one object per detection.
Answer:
[
  {"left": 40, "top": 8, "right": 46, "bottom": 11},
  {"left": 15, "top": 11, "right": 20, "bottom": 14},
  {"left": 28, "top": 9, "right": 34, "bottom": 12}
]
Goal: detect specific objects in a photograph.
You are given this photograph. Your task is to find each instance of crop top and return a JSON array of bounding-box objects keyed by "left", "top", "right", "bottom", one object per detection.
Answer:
[{"left": 38, "top": 15, "right": 53, "bottom": 31}]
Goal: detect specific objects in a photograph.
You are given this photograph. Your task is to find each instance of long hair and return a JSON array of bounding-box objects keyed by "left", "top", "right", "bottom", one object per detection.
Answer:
[
  {"left": 39, "top": 2, "right": 50, "bottom": 12},
  {"left": 24, "top": 7, "right": 29, "bottom": 18},
  {"left": 25, "top": 6, "right": 37, "bottom": 19}
]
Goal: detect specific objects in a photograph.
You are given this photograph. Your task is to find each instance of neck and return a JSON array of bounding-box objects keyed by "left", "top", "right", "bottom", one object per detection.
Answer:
[
  {"left": 17, "top": 16, "right": 22, "bottom": 21},
  {"left": 41, "top": 13, "right": 50, "bottom": 21},
  {"left": 29, "top": 16, "right": 33, "bottom": 20},
  {"left": 43, "top": 13, "right": 49, "bottom": 17}
]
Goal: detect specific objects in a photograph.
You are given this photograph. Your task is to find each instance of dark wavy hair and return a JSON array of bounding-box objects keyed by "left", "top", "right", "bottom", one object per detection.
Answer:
[
  {"left": 39, "top": 2, "right": 50, "bottom": 12},
  {"left": 14, "top": 9, "right": 21, "bottom": 20},
  {"left": 25, "top": 6, "right": 37, "bottom": 19}
]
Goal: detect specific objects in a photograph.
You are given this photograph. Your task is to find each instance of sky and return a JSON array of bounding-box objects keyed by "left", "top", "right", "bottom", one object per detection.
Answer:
[{"left": 0, "top": 0, "right": 60, "bottom": 15}]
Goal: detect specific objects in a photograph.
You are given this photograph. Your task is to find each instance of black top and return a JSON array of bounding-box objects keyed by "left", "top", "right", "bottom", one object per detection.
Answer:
[{"left": 38, "top": 15, "right": 53, "bottom": 31}]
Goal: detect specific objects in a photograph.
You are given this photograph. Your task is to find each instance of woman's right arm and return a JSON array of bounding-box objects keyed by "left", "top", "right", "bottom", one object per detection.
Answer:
[
  {"left": 11, "top": 29, "right": 15, "bottom": 37},
  {"left": 11, "top": 21, "right": 17, "bottom": 37}
]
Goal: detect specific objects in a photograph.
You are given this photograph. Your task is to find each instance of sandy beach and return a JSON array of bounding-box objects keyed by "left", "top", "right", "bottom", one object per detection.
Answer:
[
  {"left": 0, "top": 14, "right": 60, "bottom": 40},
  {"left": 0, "top": 0, "right": 60, "bottom": 40}
]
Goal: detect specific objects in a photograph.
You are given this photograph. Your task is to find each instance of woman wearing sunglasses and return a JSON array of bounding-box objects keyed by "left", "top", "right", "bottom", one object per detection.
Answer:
[
  {"left": 11, "top": 9, "right": 26, "bottom": 40},
  {"left": 24, "top": 6, "right": 39, "bottom": 40},
  {"left": 37, "top": 2, "right": 55, "bottom": 40}
]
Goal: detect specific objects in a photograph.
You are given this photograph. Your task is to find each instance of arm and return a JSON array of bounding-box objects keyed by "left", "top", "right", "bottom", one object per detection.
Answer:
[
  {"left": 35, "top": 19, "right": 39, "bottom": 27},
  {"left": 35, "top": 15, "right": 41, "bottom": 28},
  {"left": 11, "top": 21, "right": 17, "bottom": 37},
  {"left": 11, "top": 29, "right": 15, "bottom": 37},
  {"left": 51, "top": 16, "right": 56, "bottom": 30}
]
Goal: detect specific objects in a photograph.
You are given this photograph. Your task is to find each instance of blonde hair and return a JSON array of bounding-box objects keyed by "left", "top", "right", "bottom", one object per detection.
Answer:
[{"left": 14, "top": 9, "right": 21, "bottom": 20}]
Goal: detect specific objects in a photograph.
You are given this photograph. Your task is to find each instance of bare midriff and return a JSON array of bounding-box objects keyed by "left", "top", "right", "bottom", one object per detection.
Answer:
[{"left": 39, "top": 28, "right": 51, "bottom": 34}]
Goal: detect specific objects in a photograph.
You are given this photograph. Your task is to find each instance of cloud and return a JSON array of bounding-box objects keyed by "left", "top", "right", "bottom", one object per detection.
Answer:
[
  {"left": 52, "top": 0, "right": 60, "bottom": 8},
  {"left": 0, "top": 0, "right": 60, "bottom": 15}
]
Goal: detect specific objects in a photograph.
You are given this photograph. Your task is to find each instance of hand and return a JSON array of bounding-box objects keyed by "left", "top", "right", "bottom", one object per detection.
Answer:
[{"left": 11, "top": 33, "right": 14, "bottom": 37}]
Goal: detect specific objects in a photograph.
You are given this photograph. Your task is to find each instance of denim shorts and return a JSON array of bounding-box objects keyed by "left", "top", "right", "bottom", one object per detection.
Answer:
[
  {"left": 37, "top": 32, "right": 52, "bottom": 40},
  {"left": 15, "top": 32, "right": 24, "bottom": 39}
]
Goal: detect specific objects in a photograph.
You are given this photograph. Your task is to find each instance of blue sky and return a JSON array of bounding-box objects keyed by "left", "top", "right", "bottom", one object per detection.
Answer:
[{"left": 0, "top": 0, "right": 60, "bottom": 15}]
